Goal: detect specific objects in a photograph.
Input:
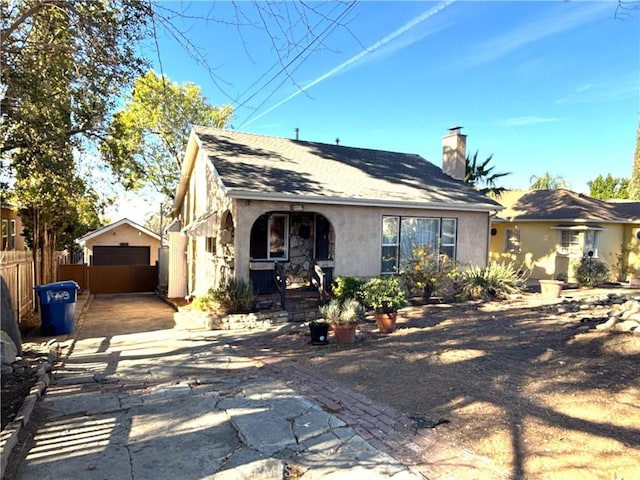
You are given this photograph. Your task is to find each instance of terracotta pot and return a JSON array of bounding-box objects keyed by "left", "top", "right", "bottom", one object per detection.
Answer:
[
  {"left": 539, "top": 279, "right": 563, "bottom": 298},
  {"left": 332, "top": 323, "right": 357, "bottom": 344},
  {"left": 375, "top": 312, "right": 397, "bottom": 333}
]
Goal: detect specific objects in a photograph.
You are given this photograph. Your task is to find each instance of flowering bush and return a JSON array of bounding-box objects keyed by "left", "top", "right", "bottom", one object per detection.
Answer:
[
  {"left": 400, "top": 247, "right": 454, "bottom": 300},
  {"left": 362, "top": 276, "right": 407, "bottom": 313}
]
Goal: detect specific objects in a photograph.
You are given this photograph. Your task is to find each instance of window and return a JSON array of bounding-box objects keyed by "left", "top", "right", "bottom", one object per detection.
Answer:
[
  {"left": 381, "top": 216, "right": 457, "bottom": 274},
  {"left": 584, "top": 230, "right": 598, "bottom": 257},
  {"left": 9, "top": 220, "right": 15, "bottom": 249},
  {"left": 1, "top": 220, "right": 7, "bottom": 250},
  {"left": 504, "top": 228, "right": 521, "bottom": 253},
  {"left": 558, "top": 230, "right": 581, "bottom": 256},
  {"left": 205, "top": 236, "right": 216, "bottom": 255},
  {"left": 250, "top": 213, "right": 289, "bottom": 260}
]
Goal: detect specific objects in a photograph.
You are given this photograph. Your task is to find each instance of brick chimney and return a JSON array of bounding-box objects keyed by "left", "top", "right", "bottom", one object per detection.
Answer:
[{"left": 442, "top": 126, "right": 467, "bottom": 181}]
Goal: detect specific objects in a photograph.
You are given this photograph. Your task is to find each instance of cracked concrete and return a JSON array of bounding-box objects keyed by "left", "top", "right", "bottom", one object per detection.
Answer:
[{"left": 9, "top": 294, "right": 425, "bottom": 480}]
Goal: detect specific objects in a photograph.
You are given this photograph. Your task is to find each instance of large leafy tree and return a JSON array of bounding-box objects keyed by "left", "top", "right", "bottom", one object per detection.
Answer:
[
  {"left": 100, "top": 71, "right": 234, "bottom": 199},
  {"left": 587, "top": 174, "right": 629, "bottom": 200},
  {"left": 529, "top": 172, "right": 570, "bottom": 190},
  {"left": 464, "top": 151, "right": 510, "bottom": 196},
  {"left": 629, "top": 122, "right": 640, "bottom": 200}
]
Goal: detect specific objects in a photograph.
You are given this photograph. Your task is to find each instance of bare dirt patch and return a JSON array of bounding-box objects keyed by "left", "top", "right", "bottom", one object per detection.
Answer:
[{"left": 236, "top": 289, "right": 640, "bottom": 480}]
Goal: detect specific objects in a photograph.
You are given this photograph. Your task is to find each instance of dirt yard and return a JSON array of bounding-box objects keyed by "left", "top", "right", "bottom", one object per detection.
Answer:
[{"left": 239, "top": 288, "right": 640, "bottom": 480}]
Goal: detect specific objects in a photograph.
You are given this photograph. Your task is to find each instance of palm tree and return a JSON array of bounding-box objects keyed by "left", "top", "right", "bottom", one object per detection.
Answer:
[
  {"left": 464, "top": 151, "right": 511, "bottom": 196},
  {"left": 529, "top": 172, "right": 570, "bottom": 190}
]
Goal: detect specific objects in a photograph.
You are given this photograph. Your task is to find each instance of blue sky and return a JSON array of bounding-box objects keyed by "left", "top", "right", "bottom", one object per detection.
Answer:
[{"left": 113, "top": 0, "right": 639, "bottom": 222}]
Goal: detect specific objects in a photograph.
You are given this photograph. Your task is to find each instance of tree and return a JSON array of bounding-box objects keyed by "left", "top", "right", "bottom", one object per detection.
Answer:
[
  {"left": 587, "top": 174, "right": 629, "bottom": 200},
  {"left": 464, "top": 151, "right": 510, "bottom": 196},
  {"left": 529, "top": 172, "right": 570, "bottom": 190},
  {"left": 1, "top": 0, "right": 151, "bottom": 154},
  {"left": 629, "top": 122, "right": 640, "bottom": 200},
  {"left": 100, "top": 71, "right": 234, "bottom": 199}
]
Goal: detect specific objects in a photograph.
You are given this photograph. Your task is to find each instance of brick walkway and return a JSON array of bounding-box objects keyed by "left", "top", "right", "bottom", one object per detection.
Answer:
[{"left": 231, "top": 345, "right": 510, "bottom": 480}]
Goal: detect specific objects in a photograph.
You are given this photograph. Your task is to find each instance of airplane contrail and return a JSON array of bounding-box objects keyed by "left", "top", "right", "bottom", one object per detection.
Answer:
[{"left": 242, "top": 0, "right": 455, "bottom": 128}]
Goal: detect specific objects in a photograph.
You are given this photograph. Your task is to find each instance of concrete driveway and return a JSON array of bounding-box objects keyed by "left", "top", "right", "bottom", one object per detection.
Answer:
[{"left": 7, "top": 293, "right": 424, "bottom": 480}]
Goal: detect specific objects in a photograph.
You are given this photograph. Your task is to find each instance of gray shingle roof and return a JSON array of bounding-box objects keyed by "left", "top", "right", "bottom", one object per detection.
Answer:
[
  {"left": 193, "top": 126, "right": 501, "bottom": 211},
  {"left": 495, "top": 189, "right": 640, "bottom": 223}
]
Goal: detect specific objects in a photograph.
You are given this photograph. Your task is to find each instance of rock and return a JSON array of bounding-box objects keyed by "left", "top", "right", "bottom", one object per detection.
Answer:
[
  {"left": 1, "top": 330, "right": 18, "bottom": 365},
  {"left": 613, "top": 320, "right": 640, "bottom": 333},
  {"left": 596, "top": 317, "right": 619, "bottom": 330},
  {"left": 0, "top": 278, "right": 22, "bottom": 356}
]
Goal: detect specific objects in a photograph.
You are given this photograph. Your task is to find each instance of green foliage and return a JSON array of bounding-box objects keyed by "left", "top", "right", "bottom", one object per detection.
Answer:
[
  {"left": 210, "top": 278, "right": 254, "bottom": 314},
  {"left": 587, "top": 174, "right": 629, "bottom": 200},
  {"left": 464, "top": 151, "right": 510, "bottom": 196},
  {"left": 362, "top": 276, "right": 407, "bottom": 313},
  {"left": 338, "top": 298, "right": 366, "bottom": 325},
  {"left": 574, "top": 257, "right": 610, "bottom": 287},
  {"left": 192, "top": 295, "right": 214, "bottom": 312},
  {"left": 100, "top": 71, "right": 234, "bottom": 199},
  {"left": 400, "top": 248, "right": 455, "bottom": 300},
  {"left": 331, "top": 276, "right": 365, "bottom": 303},
  {"left": 319, "top": 299, "right": 342, "bottom": 323},
  {"left": 461, "top": 262, "right": 524, "bottom": 300},
  {"left": 319, "top": 298, "right": 365, "bottom": 325},
  {"left": 529, "top": 172, "right": 570, "bottom": 190},
  {"left": 612, "top": 243, "right": 632, "bottom": 282}
]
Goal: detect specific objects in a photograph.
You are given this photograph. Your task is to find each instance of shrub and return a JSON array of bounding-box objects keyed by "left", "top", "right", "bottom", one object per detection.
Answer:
[
  {"left": 400, "top": 248, "right": 455, "bottom": 300},
  {"left": 461, "top": 262, "right": 524, "bottom": 300},
  {"left": 338, "top": 298, "right": 366, "bottom": 325},
  {"left": 332, "top": 276, "right": 365, "bottom": 303},
  {"left": 319, "top": 299, "right": 342, "bottom": 323},
  {"left": 362, "top": 276, "right": 407, "bottom": 313},
  {"left": 191, "top": 294, "right": 214, "bottom": 311},
  {"left": 210, "top": 278, "right": 254, "bottom": 314},
  {"left": 318, "top": 298, "right": 365, "bottom": 325},
  {"left": 575, "top": 257, "right": 610, "bottom": 287}
]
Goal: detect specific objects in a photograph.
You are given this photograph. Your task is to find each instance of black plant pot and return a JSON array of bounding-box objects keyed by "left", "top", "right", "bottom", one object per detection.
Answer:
[{"left": 309, "top": 323, "right": 330, "bottom": 345}]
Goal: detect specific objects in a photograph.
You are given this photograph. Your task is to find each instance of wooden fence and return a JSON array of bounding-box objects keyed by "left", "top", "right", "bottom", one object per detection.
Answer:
[
  {"left": 0, "top": 251, "right": 36, "bottom": 322},
  {"left": 57, "top": 264, "right": 157, "bottom": 294}
]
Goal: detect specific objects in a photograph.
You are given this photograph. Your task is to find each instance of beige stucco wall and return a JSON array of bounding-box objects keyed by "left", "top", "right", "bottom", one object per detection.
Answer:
[
  {"left": 233, "top": 200, "right": 490, "bottom": 283},
  {"left": 623, "top": 224, "right": 640, "bottom": 279},
  {"left": 83, "top": 223, "right": 161, "bottom": 265},
  {"left": 490, "top": 220, "right": 633, "bottom": 281}
]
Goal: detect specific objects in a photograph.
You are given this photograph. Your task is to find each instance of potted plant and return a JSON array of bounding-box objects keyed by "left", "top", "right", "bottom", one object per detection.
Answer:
[
  {"left": 320, "top": 298, "right": 364, "bottom": 344},
  {"left": 309, "top": 317, "right": 330, "bottom": 345},
  {"left": 362, "top": 276, "right": 407, "bottom": 333}
]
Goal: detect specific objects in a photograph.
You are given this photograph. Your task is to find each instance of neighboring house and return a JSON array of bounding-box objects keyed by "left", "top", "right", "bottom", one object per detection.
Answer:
[
  {"left": 77, "top": 218, "right": 162, "bottom": 266},
  {"left": 169, "top": 126, "right": 502, "bottom": 298},
  {"left": 0, "top": 202, "right": 25, "bottom": 251},
  {"left": 490, "top": 189, "right": 640, "bottom": 282}
]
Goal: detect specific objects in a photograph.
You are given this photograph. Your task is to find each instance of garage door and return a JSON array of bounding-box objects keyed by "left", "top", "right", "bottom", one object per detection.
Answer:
[{"left": 92, "top": 246, "right": 150, "bottom": 266}]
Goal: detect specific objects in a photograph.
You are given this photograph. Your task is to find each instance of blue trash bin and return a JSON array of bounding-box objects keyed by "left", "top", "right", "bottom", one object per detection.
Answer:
[{"left": 34, "top": 281, "right": 80, "bottom": 335}]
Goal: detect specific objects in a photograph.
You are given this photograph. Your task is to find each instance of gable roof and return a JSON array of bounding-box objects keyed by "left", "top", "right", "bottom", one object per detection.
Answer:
[
  {"left": 77, "top": 218, "right": 161, "bottom": 245},
  {"left": 173, "top": 127, "right": 502, "bottom": 214},
  {"left": 495, "top": 189, "right": 640, "bottom": 223}
]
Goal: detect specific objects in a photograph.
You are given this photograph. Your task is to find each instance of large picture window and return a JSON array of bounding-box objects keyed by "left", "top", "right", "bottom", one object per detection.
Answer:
[
  {"left": 250, "top": 213, "right": 289, "bottom": 260},
  {"left": 381, "top": 216, "right": 457, "bottom": 274},
  {"left": 504, "top": 227, "right": 521, "bottom": 253}
]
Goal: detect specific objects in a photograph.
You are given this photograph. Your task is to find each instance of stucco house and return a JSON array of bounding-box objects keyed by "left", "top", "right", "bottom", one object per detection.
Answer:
[
  {"left": 1, "top": 202, "right": 26, "bottom": 252},
  {"left": 490, "top": 189, "right": 640, "bottom": 283},
  {"left": 77, "top": 218, "right": 161, "bottom": 266},
  {"left": 168, "top": 126, "right": 502, "bottom": 300}
]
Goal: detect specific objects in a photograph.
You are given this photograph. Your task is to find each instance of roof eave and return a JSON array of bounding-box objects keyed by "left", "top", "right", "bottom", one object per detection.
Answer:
[{"left": 227, "top": 189, "right": 503, "bottom": 213}]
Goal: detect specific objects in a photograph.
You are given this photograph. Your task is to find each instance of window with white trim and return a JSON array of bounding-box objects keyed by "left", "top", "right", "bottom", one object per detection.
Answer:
[
  {"left": 9, "top": 220, "right": 15, "bottom": 250},
  {"left": 1, "top": 220, "right": 7, "bottom": 250},
  {"left": 250, "top": 213, "right": 289, "bottom": 260},
  {"left": 504, "top": 227, "right": 521, "bottom": 253},
  {"left": 559, "top": 230, "right": 581, "bottom": 255},
  {"left": 584, "top": 230, "right": 599, "bottom": 257},
  {"left": 381, "top": 216, "right": 457, "bottom": 274}
]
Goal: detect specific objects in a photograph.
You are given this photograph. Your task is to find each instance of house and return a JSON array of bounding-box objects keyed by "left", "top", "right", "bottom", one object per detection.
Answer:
[
  {"left": 77, "top": 218, "right": 162, "bottom": 266},
  {"left": 0, "top": 202, "right": 26, "bottom": 251},
  {"left": 489, "top": 189, "right": 640, "bottom": 282},
  {"left": 169, "top": 126, "right": 502, "bottom": 299}
]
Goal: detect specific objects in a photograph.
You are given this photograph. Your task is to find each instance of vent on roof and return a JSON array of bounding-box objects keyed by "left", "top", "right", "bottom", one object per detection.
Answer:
[
  {"left": 335, "top": 138, "right": 340, "bottom": 145},
  {"left": 294, "top": 128, "right": 299, "bottom": 141}
]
